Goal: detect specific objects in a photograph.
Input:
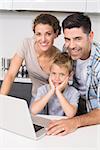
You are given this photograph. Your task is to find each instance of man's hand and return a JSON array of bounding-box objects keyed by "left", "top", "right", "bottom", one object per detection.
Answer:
[{"left": 46, "top": 117, "right": 80, "bottom": 136}]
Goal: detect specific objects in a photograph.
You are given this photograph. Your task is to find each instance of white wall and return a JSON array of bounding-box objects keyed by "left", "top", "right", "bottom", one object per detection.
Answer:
[{"left": 0, "top": 10, "right": 100, "bottom": 60}]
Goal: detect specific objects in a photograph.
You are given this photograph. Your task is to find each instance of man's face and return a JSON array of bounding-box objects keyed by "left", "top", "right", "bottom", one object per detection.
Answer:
[{"left": 63, "top": 27, "right": 93, "bottom": 60}]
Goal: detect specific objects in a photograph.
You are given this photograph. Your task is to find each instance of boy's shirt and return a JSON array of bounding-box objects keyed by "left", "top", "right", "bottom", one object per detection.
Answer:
[{"left": 34, "top": 84, "right": 80, "bottom": 116}]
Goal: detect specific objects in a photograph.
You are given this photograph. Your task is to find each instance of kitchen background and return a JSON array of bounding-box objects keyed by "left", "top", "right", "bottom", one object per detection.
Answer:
[
  {"left": 0, "top": 0, "right": 100, "bottom": 104},
  {"left": 0, "top": 1, "right": 100, "bottom": 71}
]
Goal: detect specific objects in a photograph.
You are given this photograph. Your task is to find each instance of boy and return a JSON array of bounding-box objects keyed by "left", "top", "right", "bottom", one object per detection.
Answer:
[{"left": 31, "top": 52, "right": 80, "bottom": 118}]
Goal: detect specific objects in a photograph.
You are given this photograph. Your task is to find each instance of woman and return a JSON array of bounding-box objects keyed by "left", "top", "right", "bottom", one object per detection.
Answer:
[{"left": 0, "top": 13, "right": 61, "bottom": 106}]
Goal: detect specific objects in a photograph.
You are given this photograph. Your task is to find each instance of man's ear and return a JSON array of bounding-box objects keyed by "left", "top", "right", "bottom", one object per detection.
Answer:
[{"left": 89, "top": 31, "right": 94, "bottom": 43}]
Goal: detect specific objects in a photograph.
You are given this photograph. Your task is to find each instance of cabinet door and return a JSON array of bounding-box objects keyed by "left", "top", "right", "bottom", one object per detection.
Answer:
[
  {"left": 0, "top": 0, "right": 12, "bottom": 10},
  {"left": 86, "top": 0, "right": 100, "bottom": 13},
  {"left": 12, "top": 0, "right": 86, "bottom": 12}
]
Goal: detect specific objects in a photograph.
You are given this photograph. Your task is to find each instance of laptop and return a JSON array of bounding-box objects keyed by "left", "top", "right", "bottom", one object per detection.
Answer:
[{"left": 0, "top": 94, "right": 51, "bottom": 140}]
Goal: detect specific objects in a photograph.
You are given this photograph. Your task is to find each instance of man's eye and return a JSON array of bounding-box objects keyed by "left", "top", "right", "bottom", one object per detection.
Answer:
[
  {"left": 76, "top": 37, "right": 82, "bottom": 41},
  {"left": 65, "top": 38, "right": 70, "bottom": 42}
]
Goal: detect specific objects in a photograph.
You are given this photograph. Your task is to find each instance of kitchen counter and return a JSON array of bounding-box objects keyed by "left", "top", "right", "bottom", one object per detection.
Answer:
[
  {"left": 0, "top": 70, "right": 32, "bottom": 106},
  {"left": 0, "top": 70, "right": 32, "bottom": 83}
]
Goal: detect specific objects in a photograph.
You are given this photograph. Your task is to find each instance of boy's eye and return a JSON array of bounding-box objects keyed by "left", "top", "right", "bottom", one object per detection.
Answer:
[
  {"left": 60, "top": 73, "right": 65, "bottom": 77},
  {"left": 51, "top": 72, "right": 56, "bottom": 75}
]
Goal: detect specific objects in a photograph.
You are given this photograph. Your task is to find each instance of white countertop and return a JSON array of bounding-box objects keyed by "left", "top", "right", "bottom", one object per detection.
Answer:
[
  {"left": 0, "top": 119, "right": 100, "bottom": 150},
  {"left": 0, "top": 95, "right": 100, "bottom": 149},
  {"left": 0, "top": 70, "right": 32, "bottom": 83}
]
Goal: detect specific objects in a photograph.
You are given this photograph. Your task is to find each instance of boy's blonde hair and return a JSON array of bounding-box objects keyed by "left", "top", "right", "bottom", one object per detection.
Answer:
[{"left": 51, "top": 52, "right": 73, "bottom": 74}]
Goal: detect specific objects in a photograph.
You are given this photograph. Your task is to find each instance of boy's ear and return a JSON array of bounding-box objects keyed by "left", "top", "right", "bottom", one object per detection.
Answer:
[
  {"left": 69, "top": 71, "right": 74, "bottom": 81},
  {"left": 68, "top": 71, "right": 74, "bottom": 85}
]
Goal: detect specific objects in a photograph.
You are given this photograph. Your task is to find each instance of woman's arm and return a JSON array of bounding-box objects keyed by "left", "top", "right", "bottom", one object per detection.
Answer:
[{"left": 0, "top": 54, "right": 23, "bottom": 95}]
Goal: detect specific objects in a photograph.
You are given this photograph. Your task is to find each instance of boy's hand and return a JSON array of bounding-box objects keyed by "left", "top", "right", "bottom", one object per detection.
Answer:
[
  {"left": 56, "top": 76, "right": 69, "bottom": 93},
  {"left": 49, "top": 76, "right": 55, "bottom": 95}
]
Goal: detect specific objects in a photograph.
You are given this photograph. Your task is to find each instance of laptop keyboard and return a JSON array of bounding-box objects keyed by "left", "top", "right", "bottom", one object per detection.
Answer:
[{"left": 32, "top": 115, "right": 51, "bottom": 127}]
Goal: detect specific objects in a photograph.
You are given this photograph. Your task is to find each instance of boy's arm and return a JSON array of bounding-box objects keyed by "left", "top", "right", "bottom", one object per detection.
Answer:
[
  {"left": 31, "top": 87, "right": 55, "bottom": 115},
  {"left": 56, "top": 88, "right": 77, "bottom": 118},
  {"left": 55, "top": 77, "right": 78, "bottom": 118}
]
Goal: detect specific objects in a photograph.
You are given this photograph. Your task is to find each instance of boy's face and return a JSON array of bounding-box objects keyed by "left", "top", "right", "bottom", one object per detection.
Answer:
[{"left": 50, "top": 64, "right": 69, "bottom": 87}]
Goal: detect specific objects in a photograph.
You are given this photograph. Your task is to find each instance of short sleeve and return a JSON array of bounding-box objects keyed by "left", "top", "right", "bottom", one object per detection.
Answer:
[
  {"left": 16, "top": 38, "right": 28, "bottom": 59},
  {"left": 64, "top": 86, "right": 80, "bottom": 107},
  {"left": 34, "top": 84, "right": 49, "bottom": 101}
]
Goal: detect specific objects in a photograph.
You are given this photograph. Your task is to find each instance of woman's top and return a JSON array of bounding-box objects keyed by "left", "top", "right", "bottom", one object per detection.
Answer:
[{"left": 16, "top": 37, "right": 60, "bottom": 97}]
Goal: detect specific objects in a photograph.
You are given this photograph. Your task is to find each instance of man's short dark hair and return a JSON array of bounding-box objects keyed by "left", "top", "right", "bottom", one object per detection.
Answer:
[{"left": 62, "top": 13, "right": 91, "bottom": 34}]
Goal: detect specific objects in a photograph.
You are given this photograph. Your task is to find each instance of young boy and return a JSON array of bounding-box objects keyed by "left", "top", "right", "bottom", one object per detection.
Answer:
[{"left": 31, "top": 52, "right": 80, "bottom": 118}]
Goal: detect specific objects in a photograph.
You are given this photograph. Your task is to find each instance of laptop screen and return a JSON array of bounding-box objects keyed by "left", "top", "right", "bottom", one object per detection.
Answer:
[{"left": 33, "top": 124, "right": 44, "bottom": 132}]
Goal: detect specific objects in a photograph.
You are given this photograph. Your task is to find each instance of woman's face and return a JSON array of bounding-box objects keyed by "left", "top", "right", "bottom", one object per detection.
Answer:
[
  {"left": 50, "top": 64, "right": 69, "bottom": 87},
  {"left": 34, "top": 23, "right": 57, "bottom": 52}
]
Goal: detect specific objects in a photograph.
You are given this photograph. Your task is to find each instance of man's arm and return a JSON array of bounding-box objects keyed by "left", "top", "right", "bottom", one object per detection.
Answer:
[{"left": 47, "top": 108, "right": 100, "bottom": 136}]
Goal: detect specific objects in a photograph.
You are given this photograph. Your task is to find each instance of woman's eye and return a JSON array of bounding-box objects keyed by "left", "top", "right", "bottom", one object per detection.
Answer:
[
  {"left": 35, "top": 33, "right": 41, "bottom": 36},
  {"left": 47, "top": 32, "right": 52, "bottom": 36}
]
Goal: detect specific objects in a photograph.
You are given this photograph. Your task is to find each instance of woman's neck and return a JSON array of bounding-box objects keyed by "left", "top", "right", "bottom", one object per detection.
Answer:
[{"left": 35, "top": 43, "right": 55, "bottom": 58}]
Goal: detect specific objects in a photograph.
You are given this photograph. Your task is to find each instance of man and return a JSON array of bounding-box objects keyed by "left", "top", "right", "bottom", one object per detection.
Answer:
[{"left": 46, "top": 13, "right": 100, "bottom": 136}]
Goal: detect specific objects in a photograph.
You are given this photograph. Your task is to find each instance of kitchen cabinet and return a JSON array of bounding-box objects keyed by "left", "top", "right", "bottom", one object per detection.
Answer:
[
  {"left": 12, "top": 0, "right": 86, "bottom": 12},
  {"left": 0, "top": 80, "right": 32, "bottom": 106},
  {"left": 0, "top": 0, "right": 100, "bottom": 13},
  {"left": 0, "top": 0, "right": 12, "bottom": 10},
  {"left": 86, "top": 0, "right": 100, "bottom": 13}
]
